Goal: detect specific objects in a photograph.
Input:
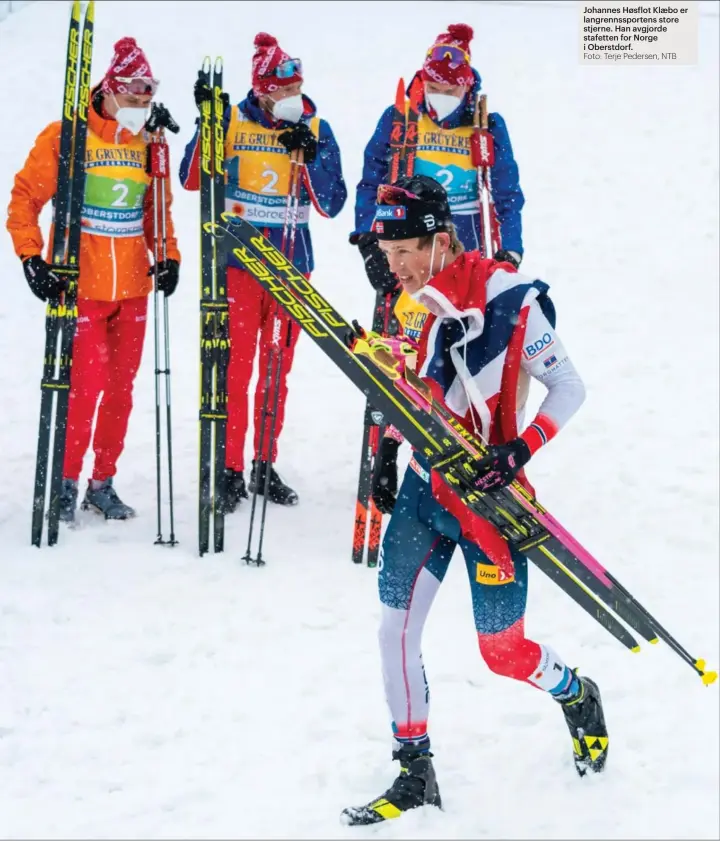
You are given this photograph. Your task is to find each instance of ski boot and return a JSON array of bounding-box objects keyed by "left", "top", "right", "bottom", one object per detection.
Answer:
[
  {"left": 56, "top": 478, "right": 79, "bottom": 524},
  {"left": 249, "top": 460, "right": 298, "bottom": 506},
  {"left": 341, "top": 744, "right": 442, "bottom": 826},
  {"left": 81, "top": 478, "right": 136, "bottom": 520},
  {"left": 559, "top": 674, "right": 609, "bottom": 776},
  {"left": 221, "top": 468, "right": 248, "bottom": 514}
]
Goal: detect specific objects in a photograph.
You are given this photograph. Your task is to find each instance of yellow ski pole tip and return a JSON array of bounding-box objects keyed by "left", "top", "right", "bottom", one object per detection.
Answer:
[
  {"left": 631, "top": 645, "right": 641, "bottom": 653},
  {"left": 701, "top": 671, "right": 718, "bottom": 687},
  {"left": 650, "top": 637, "right": 659, "bottom": 645}
]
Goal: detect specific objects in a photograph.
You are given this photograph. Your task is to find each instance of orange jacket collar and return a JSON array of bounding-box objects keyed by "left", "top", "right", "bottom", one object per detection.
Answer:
[{"left": 88, "top": 100, "right": 136, "bottom": 145}]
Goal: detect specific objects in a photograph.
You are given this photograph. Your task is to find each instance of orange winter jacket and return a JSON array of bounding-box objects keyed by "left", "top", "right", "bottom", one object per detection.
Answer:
[{"left": 6, "top": 100, "right": 180, "bottom": 302}]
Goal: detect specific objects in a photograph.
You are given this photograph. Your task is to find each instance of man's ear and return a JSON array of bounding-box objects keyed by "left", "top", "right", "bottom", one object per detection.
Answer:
[{"left": 438, "top": 232, "right": 451, "bottom": 253}]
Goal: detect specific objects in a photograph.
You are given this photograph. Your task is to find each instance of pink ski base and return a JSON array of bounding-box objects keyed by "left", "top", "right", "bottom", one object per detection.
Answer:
[{"left": 508, "top": 486, "right": 614, "bottom": 589}]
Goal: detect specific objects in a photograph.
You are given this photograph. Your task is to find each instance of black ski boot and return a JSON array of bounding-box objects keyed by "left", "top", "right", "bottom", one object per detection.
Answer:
[
  {"left": 559, "top": 675, "right": 609, "bottom": 776},
  {"left": 81, "top": 478, "right": 136, "bottom": 520},
  {"left": 249, "top": 460, "right": 298, "bottom": 506},
  {"left": 221, "top": 468, "right": 248, "bottom": 513},
  {"left": 57, "top": 478, "right": 79, "bottom": 524},
  {"left": 341, "top": 744, "right": 442, "bottom": 826}
]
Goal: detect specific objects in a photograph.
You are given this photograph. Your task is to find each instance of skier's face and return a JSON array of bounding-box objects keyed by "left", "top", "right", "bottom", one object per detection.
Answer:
[
  {"left": 378, "top": 234, "right": 451, "bottom": 294},
  {"left": 424, "top": 81, "right": 467, "bottom": 99}
]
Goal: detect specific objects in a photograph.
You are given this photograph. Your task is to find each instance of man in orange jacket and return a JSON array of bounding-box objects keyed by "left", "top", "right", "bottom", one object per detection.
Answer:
[{"left": 6, "top": 37, "right": 181, "bottom": 524}]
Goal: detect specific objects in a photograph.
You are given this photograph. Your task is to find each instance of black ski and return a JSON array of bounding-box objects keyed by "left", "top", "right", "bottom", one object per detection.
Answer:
[
  {"left": 198, "top": 57, "right": 228, "bottom": 556},
  {"left": 208, "top": 214, "right": 720, "bottom": 686},
  {"left": 31, "top": 0, "right": 94, "bottom": 547}
]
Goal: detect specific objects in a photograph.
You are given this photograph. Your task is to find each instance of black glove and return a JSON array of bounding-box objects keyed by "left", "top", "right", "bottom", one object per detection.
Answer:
[
  {"left": 493, "top": 249, "right": 522, "bottom": 269},
  {"left": 149, "top": 259, "right": 180, "bottom": 297},
  {"left": 356, "top": 232, "right": 398, "bottom": 294},
  {"left": 144, "top": 102, "right": 180, "bottom": 134},
  {"left": 277, "top": 123, "right": 317, "bottom": 163},
  {"left": 22, "top": 255, "right": 68, "bottom": 302},
  {"left": 193, "top": 77, "right": 229, "bottom": 114},
  {"left": 372, "top": 437, "right": 400, "bottom": 515},
  {"left": 470, "top": 437, "right": 531, "bottom": 492}
]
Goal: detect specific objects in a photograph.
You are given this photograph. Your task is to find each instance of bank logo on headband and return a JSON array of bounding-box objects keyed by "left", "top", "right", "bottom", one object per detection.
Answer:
[{"left": 375, "top": 206, "right": 407, "bottom": 220}]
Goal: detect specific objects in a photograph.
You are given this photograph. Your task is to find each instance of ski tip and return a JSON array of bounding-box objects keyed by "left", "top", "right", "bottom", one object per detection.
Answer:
[
  {"left": 394, "top": 77, "right": 405, "bottom": 108},
  {"left": 71, "top": 0, "right": 81, "bottom": 20},
  {"left": 695, "top": 660, "right": 718, "bottom": 687},
  {"left": 214, "top": 56, "right": 224, "bottom": 73},
  {"left": 202, "top": 56, "right": 211, "bottom": 73},
  {"left": 649, "top": 637, "right": 659, "bottom": 645},
  {"left": 85, "top": 0, "right": 94, "bottom": 22},
  {"left": 631, "top": 645, "right": 641, "bottom": 653}
]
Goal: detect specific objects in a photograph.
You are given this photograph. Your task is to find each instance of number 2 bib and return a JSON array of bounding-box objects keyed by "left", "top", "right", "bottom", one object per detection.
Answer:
[
  {"left": 224, "top": 105, "right": 320, "bottom": 229},
  {"left": 81, "top": 132, "right": 150, "bottom": 237},
  {"left": 411, "top": 112, "right": 478, "bottom": 216}
]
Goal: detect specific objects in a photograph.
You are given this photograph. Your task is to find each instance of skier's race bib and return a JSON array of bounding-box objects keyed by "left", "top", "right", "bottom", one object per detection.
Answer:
[
  {"left": 223, "top": 106, "right": 319, "bottom": 229},
  {"left": 80, "top": 133, "right": 149, "bottom": 237},
  {"left": 413, "top": 112, "right": 479, "bottom": 215}
]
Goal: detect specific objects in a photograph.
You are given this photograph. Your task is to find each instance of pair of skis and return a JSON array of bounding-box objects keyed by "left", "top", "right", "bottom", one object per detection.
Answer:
[
  {"left": 351, "top": 78, "right": 420, "bottom": 566},
  {"left": 31, "top": 0, "right": 94, "bottom": 547},
  {"left": 209, "top": 213, "right": 716, "bottom": 686},
  {"left": 197, "top": 57, "right": 229, "bottom": 557}
]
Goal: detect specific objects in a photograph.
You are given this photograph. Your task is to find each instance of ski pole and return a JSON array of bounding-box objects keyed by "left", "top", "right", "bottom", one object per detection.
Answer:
[
  {"left": 147, "top": 104, "right": 179, "bottom": 547},
  {"left": 244, "top": 150, "right": 303, "bottom": 564},
  {"left": 471, "top": 94, "right": 501, "bottom": 259}
]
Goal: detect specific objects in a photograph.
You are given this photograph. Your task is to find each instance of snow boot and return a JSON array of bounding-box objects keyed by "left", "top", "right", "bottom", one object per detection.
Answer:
[
  {"left": 559, "top": 674, "right": 609, "bottom": 776},
  {"left": 221, "top": 468, "right": 249, "bottom": 514},
  {"left": 341, "top": 744, "right": 442, "bottom": 826},
  {"left": 81, "top": 478, "right": 136, "bottom": 520},
  {"left": 56, "top": 478, "right": 79, "bottom": 524},
  {"left": 249, "top": 460, "right": 298, "bottom": 506}
]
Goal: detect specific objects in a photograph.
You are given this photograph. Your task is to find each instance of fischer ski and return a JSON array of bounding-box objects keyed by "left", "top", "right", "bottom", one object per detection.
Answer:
[
  {"left": 210, "top": 213, "right": 717, "bottom": 685},
  {"left": 31, "top": 0, "right": 94, "bottom": 547},
  {"left": 198, "top": 57, "right": 229, "bottom": 556}
]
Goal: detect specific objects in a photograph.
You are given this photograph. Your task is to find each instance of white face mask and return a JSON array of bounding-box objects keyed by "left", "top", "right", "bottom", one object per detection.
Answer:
[
  {"left": 271, "top": 94, "right": 304, "bottom": 124},
  {"left": 426, "top": 92, "right": 462, "bottom": 122},
  {"left": 114, "top": 105, "right": 149, "bottom": 135}
]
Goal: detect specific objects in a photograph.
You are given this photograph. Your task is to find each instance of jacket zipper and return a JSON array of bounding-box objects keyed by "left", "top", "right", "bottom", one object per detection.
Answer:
[{"left": 110, "top": 236, "right": 117, "bottom": 300}]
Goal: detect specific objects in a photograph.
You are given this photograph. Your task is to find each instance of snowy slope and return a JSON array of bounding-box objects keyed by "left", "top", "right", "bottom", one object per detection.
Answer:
[{"left": 0, "top": 1, "right": 718, "bottom": 838}]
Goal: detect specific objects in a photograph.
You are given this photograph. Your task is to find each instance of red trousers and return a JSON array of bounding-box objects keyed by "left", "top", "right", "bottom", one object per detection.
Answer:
[
  {"left": 226, "top": 267, "right": 301, "bottom": 472},
  {"left": 63, "top": 296, "right": 147, "bottom": 482}
]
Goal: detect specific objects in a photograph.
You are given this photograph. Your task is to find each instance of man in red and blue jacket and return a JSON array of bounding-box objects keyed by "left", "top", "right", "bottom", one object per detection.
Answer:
[
  {"left": 352, "top": 23, "right": 525, "bottom": 294},
  {"left": 180, "top": 32, "right": 347, "bottom": 507}
]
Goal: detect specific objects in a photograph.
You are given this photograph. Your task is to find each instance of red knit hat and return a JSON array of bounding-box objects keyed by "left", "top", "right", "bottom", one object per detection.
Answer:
[
  {"left": 421, "top": 23, "right": 474, "bottom": 87},
  {"left": 101, "top": 37, "right": 158, "bottom": 96},
  {"left": 251, "top": 32, "right": 303, "bottom": 95}
]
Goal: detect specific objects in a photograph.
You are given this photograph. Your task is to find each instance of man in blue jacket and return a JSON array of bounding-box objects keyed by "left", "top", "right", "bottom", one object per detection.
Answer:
[
  {"left": 352, "top": 23, "right": 524, "bottom": 293},
  {"left": 180, "top": 32, "right": 347, "bottom": 508}
]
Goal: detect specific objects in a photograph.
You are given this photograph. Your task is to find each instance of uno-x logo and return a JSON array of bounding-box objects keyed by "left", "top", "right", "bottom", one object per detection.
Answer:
[
  {"left": 475, "top": 562, "right": 514, "bottom": 586},
  {"left": 523, "top": 332, "right": 554, "bottom": 360}
]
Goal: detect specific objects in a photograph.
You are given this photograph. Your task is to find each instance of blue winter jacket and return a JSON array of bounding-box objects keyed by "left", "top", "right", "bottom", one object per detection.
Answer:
[
  {"left": 180, "top": 91, "right": 347, "bottom": 274},
  {"left": 353, "top": 71, "right": 524, "bottom": 255}
]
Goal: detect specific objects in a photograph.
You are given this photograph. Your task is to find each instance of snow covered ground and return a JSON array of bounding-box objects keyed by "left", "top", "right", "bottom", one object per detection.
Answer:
[{"left": 1, "top": 1, "right": 718, "bottom": 838}]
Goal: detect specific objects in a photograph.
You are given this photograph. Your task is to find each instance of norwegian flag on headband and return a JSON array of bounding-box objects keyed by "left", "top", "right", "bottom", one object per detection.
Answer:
[{"left": 101, "top": 37, "right": 155, "bottom": 95}]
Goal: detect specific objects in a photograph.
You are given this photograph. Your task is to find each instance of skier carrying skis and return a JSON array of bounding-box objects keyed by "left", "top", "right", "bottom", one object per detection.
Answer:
[
  {"left": 180, "top": 32, "right": 347, "bottom": 509},
  {"left": 352, "top": 23, "right": 524, "bottom": 294},
  {"left": 7, "top": 37, "right": 181, "bottom": 523},
  {"left": 342, "top": 175, "right": 607, "bottom": 826}
]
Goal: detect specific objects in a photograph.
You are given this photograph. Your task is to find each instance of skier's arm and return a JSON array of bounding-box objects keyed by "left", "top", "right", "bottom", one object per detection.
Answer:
[
  {"left": 302, "top": 119, "right": 347, "bottom": 218},
  {"left": 143, "top": 173, "right": 181, "bottom": 263},
  {"left": 487, "top": 112, "right": 525, "bottom": 257},
  {"left": 518, "top": 300, "right": 586, "bottom": 455},
  {"left": 178, "top": 107, "right": 230, "bottom": 191},
  {"left": 351, "top": 105, "right": 395, "bottom": 238},
  {"left": 6, "top": 122, "right": 61, "bottom": 258}
]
